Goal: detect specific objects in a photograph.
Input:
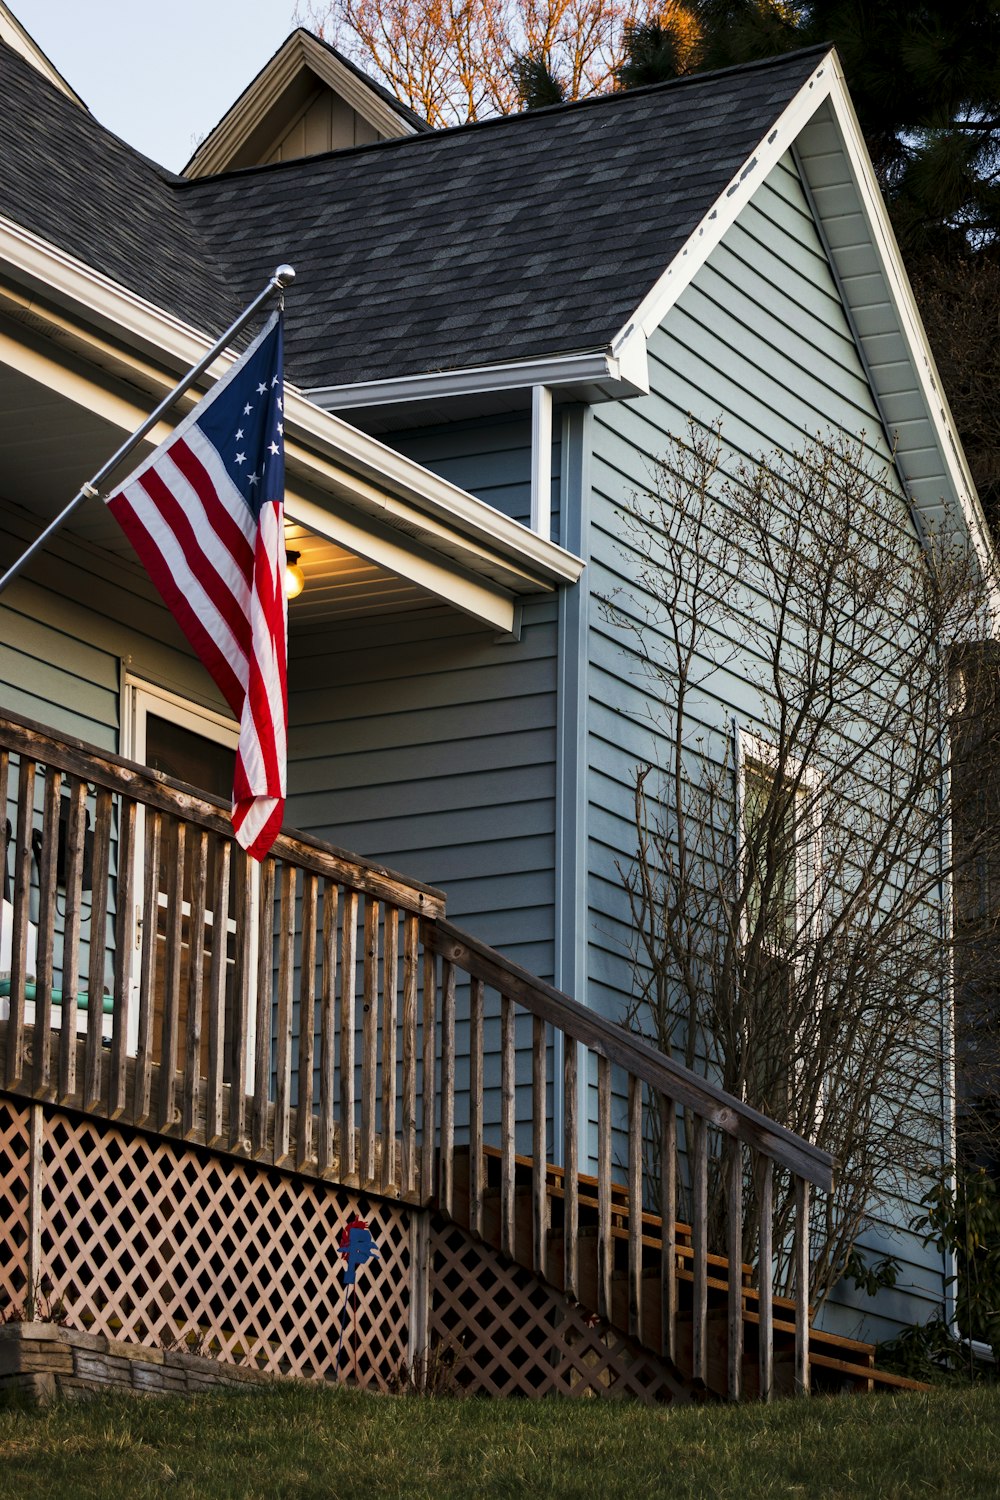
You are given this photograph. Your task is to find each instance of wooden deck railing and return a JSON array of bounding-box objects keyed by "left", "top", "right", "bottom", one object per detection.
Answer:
[{"left": 0, "top": 709, "right": 834, "bottom": 1401}]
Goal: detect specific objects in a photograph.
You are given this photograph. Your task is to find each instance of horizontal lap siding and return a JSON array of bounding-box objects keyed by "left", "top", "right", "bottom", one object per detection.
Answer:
[
  {"left": 287, "top": 600, "right": 558, "bottom": 968},
  {"left": 0, "top": 499, "right": 233, "bottom": 745},
  {"left": 377, "top": 414, "right": 562, "bottom": 541},
  {"left": 586, "top": 153, "right": 946, "bottom": 1336},
  {"left": 286, "top": 599, "right": 559, "bottom": 1145}
]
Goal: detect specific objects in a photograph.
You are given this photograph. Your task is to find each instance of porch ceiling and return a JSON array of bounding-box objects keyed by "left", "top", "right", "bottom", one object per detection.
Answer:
[{"left": 0, "top": 333, "right": 503, "bottom": 627}]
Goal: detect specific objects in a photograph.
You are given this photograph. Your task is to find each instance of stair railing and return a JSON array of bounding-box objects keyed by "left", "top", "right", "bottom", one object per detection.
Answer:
[
  {"left": 422, "top": 920, "right": 834, "bottom": 1401},
  {"left": 0, "top": 707, "right": 833, "bottom": 1401}
]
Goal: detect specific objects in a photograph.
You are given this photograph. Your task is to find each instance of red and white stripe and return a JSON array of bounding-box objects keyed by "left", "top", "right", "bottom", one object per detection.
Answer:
[{"left": 109, "top": 425, "right": 287, "bottom": 861}]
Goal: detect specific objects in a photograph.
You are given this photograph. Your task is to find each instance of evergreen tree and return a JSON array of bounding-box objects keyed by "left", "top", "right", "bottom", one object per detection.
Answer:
[{"left": 512, "top": 53, "right": 567, "bottom": 109}]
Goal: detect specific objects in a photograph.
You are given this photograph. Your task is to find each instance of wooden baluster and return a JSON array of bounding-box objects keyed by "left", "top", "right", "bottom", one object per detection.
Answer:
[
  {"left": 228, "top": 847, "right": 254, "bottom": 1151},
  {"left": 597, "top": 1054, "right": 612, "bottom": 1323},
  {"left": 421, "top": 945, "right": 437, "bottom": 1204},
  {"left": 660, "top": 1095, "right": 678, "bottom": 1366},
  {"left": 6, "top": 756, "right": 35, "bottom": 1088},
  {"left": 727, "top": 1136, "right": 744, "bottom": 1401},
  {"left": 274, "top": 861, "right": 296, "bottom": 1165},
  {"left": 691, "top": 1115, "right": 709, "bottom": 1387},
  {"left": 251, "top": 858, "right": 275, "bottom": 1156},
  {"left": 563, "top": 1035, "right": 578, "bottom": 1302},
  {"left": 340, "top": 887, "right": 358, "bottom": 1185},
  {"left": 794, "top": 1175, "right": 811, "bottom": 1396},
  {"left": 627, "top": 1073, "right": 642, "bottom": 1342},
  {"left": 0, "top": 751, "right": 7, "bottom": 1014},
  {"left": 318, "top": 880, "right": 338, "bottom": 1175},
  {"left": 500, "top": 992, "right": 515, "bottom": 1259},
  {"left": 439, "top": 959, "right": 456, "bottom": 1217},
  {"left": 132, "top": 807, "right": 160, "bottom": 1121},
  {"left": 158, "top": 818, "right": 185, "bottom": 1130},
  {"left": 181, "top": 828, "right": 208, "bottom": 1136},
  {"left": 380, "top": 904, "right": 399, "bottom": 1195},
  {"left": 58, "top": 780, "right": 88, "bottom": 1104},
  {"left": 360, "top": 896, "right": 379, "bottom": 1186},
  {"left": 296, "top": 870, "right": 318, "bottom": 1171},
  {"left": 108, "top": 796, "right": 136, "bottom": 1117},
  {"left": 758, "top": 1155, "right": 774, "bottom": 1403},
  {"left": 83, "top": 787, "right": 113, "bottom": 1110},
  {"left": 33, "top": 768, "right": 62, "bottom": 1099},
  {"left": 401, "top": 913, "right": 418, "bottom": 1197},
  {"left": 469, "top": 977, "right": 484, "bottom": 1238},
  {"left": 205, "top": 839, "right": 231, "bottom": 1143},
  {"left": 531, "top": 1015, "right": 547, "bottom": 1279}
]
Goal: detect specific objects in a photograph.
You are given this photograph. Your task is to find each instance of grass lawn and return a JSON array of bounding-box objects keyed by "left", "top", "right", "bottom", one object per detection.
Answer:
[{"left": 1, "top": 1383, "right": 998, "bottom": 1500}]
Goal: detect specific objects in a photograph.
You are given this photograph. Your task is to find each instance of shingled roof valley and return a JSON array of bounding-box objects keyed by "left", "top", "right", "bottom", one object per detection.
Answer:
[{"left": 0, "top": 36, "right": 829, "bottom": 390}]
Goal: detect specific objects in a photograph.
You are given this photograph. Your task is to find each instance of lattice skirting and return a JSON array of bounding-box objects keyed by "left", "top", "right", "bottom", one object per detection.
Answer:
[
  {"left": 0, "top": 1097, "right": 412, "bottom": 1389},
  {"left": 428, "top": 1218, "right": 691, "bottom": 1404},
  {"left": 0, "top": 1098, "right": 30, "bottom": 1306}
]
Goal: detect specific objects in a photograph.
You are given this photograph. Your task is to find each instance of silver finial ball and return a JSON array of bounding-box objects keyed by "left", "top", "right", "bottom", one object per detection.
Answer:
[{"left": 275, "top": 264, "right": 296, "bottom": 287}]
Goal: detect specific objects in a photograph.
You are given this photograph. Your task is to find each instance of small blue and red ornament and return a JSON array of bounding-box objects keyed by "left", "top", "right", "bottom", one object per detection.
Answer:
[{"left": 338, "top": 1215, "right": 380, "bottom": 1286}]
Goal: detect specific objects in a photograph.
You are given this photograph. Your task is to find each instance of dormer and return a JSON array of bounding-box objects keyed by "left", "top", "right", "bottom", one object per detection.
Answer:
[{"left": 183, "top": 28, "right": 428, "bottom": 178}]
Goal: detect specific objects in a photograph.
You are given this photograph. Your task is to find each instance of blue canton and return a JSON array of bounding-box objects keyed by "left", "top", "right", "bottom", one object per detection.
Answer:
[{"left": 197, "top": 316, "right": 284, "bottom": 521}]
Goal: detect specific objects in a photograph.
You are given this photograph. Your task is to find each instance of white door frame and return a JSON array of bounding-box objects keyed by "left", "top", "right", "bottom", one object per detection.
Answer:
[{"left": 121, "top": 673, "right": 259, "bottom": 1071}]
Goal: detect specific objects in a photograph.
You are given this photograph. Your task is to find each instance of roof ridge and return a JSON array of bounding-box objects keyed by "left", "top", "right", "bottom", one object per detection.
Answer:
[{"left": 176, "top": 41, "right": 832, "bottom": 190}]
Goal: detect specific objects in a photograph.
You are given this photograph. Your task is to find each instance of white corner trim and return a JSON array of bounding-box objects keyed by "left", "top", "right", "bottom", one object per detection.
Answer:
[
  {"left": 307, "top": 347, "right": 648, "bottom": 410},
  {"left": 612, "top": 50, "right": 837, "bottom": 373},
  {"left": 0, "top": 212, "right": 584, "bottom": 598},
  {"left": 530, "top": 385, "right": 553, "bottom": 540}
]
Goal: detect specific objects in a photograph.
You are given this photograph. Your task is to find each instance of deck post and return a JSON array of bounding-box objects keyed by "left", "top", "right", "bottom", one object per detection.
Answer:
[
  {"left": 26, "top": 1101, "right": 44, "bottom": 1316},
  {"left": 409, "top": 1208, "right": 432, "bottom": 1390}
]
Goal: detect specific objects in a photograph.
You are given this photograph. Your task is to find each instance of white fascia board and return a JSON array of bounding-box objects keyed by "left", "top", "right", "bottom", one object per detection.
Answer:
[
  {"left": 612, "top": 50, "right": 837, "bottom": 369},
  {"left": 285, "top": 490, "right": 516, "bottom": 633},
  {"left": 307, "top": 347, "right": 649, "bottom": 410},
  {"left": 0, "top": 214, "right": 583, "bottom": 596},
  {"left": 607, "top": 48, "right": 999, "bottom": 632},
  {"left": 819, "top": 59, "right": 1000, "bottom": 624}
]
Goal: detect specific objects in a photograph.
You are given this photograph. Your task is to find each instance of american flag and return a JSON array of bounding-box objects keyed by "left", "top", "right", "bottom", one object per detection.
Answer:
[{"left": 107, "top": 313, "right": 287, "bottom": 860}]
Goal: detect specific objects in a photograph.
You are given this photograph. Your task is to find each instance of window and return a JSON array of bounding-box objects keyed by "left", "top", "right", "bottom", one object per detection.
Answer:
[
  {"left": 737, "top": 728, "right": 823, "bottom": 1128},
  {"left": 738, "top": 730, "right": 821, "bottom": 954}
]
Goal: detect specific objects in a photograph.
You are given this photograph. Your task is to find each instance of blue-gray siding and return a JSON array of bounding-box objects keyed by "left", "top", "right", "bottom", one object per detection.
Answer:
[{"left": 584, "top": 151, "right": 947, "bottom": 1339}]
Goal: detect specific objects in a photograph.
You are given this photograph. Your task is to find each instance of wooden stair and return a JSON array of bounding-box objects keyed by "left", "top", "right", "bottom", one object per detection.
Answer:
[{"left": 449, "top": 1145, "right": 927, "bottom": 1398}]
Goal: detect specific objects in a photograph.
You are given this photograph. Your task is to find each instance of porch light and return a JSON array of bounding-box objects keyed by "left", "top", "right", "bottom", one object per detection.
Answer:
[{"left": 284, "top": 549, "right": 305, "bottom": 599}]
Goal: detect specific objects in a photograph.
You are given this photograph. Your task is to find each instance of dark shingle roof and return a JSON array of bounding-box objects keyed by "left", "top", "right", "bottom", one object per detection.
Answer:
[
  {"left": 0, "top": 42, "right": 243, "bottom": 335},
  {"left": 0, "top": 36, "right": 829, "bottom": 390}
]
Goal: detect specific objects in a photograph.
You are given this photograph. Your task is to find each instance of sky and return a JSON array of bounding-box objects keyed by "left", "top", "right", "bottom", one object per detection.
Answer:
[{"left": 9, "top": 2, "right": 300, "bottom": 171}]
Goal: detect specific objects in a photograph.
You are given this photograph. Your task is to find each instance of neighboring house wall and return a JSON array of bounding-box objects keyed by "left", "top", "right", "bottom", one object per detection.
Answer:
[{"left": 584, "top": 152, "right": 948, "bottom": 1340}]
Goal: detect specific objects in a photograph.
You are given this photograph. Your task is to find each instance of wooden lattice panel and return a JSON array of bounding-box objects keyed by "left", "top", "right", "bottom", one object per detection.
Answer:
[
  {"left": 38, "top": 1109, "right": 411, "bottom": 1388},
  {"left": 429, "top": 1219, "right": 690, "bottom": 1404},
  {"left": 0, "top": 1097, "right": 30, "bottom": 1308}
]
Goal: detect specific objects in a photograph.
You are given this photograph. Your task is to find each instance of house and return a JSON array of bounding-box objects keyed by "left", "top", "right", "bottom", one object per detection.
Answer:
[{"left": 0, "top": 7, "right": 994, "bottom": 1402}]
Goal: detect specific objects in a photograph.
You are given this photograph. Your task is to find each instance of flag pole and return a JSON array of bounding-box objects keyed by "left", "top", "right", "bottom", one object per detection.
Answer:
[{"left": 0, "top": 263, "right": 296, "bottom": 600}]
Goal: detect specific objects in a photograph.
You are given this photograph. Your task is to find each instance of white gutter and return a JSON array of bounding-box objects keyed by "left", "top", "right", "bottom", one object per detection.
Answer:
[{"left": 306, "top": 346, "right": 649, "bottom": 410}]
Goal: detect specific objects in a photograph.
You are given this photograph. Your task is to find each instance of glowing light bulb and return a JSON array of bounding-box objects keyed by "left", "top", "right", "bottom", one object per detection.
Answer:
[{"left": 284, "top": 549, "right": 305, "bottom": 599}]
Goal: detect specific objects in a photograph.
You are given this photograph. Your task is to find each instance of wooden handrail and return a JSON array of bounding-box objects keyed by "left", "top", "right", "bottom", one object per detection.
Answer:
[
  {"left": 423, "top": 919, "right": 835, "bottom": 1190},
  {"left": 0, "top": 710, "right": 445, "bottom": 916}
]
